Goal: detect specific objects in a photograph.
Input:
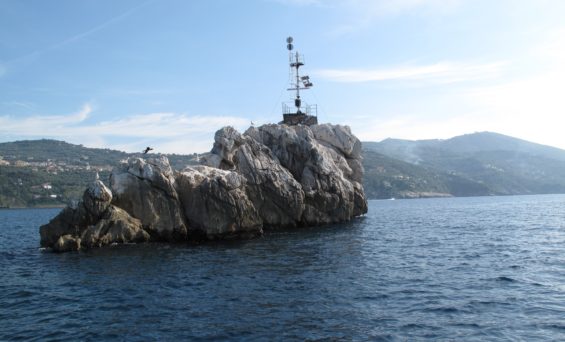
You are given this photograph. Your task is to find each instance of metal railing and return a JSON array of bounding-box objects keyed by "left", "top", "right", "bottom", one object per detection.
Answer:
[
  {"left": 282, "top": 102, "right": 317, "bottom": 116},
  {"left": 289, "top": 53, "right": 305, "bottom": 66}
]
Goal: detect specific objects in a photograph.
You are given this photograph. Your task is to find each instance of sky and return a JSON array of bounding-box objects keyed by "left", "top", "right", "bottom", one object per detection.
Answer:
[{"left": 1, "top": 0, "right": 565, "bottom": 154}]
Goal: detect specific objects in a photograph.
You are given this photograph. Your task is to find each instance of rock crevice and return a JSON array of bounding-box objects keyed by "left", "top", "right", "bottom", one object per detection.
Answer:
[{"left": 40, "top": 123, "right": 368, "bottom": 252}]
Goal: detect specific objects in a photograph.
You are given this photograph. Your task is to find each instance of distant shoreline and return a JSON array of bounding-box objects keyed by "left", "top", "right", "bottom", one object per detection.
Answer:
[{"left": 0, "top": 205, "right": 65, "bottom": 210}]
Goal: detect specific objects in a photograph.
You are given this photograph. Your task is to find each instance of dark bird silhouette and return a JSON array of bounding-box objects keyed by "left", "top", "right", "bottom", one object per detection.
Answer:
[{"left": 143, "top": 147, "right": 153, "bottom": 154}]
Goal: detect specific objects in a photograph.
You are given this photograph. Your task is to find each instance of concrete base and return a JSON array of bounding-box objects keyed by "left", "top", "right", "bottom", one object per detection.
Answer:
[{"left": 282, "top": 113, "right": 318, "bottom": 126}]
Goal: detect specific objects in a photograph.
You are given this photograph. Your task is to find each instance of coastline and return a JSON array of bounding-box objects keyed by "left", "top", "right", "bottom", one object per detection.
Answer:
[{"left": 0, "top": 205, "right": 65, "bottom": 210}]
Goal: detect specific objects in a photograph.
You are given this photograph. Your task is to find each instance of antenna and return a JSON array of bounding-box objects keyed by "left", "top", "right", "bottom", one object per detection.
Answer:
[
  {"left": 286, "top": 36, "right": 293, "bottom": 51},
  {"left": 281, "top": 37, "right": 318, "bottom": 125}
]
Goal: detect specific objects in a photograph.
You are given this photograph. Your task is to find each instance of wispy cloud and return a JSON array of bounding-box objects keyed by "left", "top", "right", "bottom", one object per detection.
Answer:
[
  {"left": 272, "top": 0, "right": 321, "bottom": 5},
  {"left": 315, "top": 61, "right": 506, "bottom": 84},
  {"left": 1, "top": 101, "right": 36, "bottom": 110},
  {"left": 274, "top": 0, "right": 460, "bottom": 12},
  {"left": 275, "top": 0, "right": 462, "bottom": 35},
  {"left": 348, "top": 113, "right": 486, "bottom": 144},
  {"left": 453, "top": 28, "right": 565, "bottom": 149},
  {"left": 0, "top": 103, "right": 92, "bottom": 130},
  {"left": 92, "top": 113, "right": 249, "bottom": 138},
  {"left": 0, "top": 104, "right": 250, "bottom": 154},
  {"left": 347, "top": 29, "right": 565, "bottom": 149},
  {"left": 353, "top": 0, "right": 462, "bottom": 16},
  {"left": 7, "top": 1, "right": 153, "bottom": 65}
]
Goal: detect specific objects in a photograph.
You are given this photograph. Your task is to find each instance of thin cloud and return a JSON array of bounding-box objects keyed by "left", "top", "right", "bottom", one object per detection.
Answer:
[
  {"left": 315, "top": 61, "right": 506, "bottom": 84},
  {"left": 0, "top": 104, "right": 250, "bottom": 154},
  {"left": 454, "top": 28, "right": 565, "bottom": 149},
  {"left": 272, "top": 0, "right": 321, "bottom": 5},
  {"left": 348, "top": 113, "right": 486, "bottom": 144},
  {"left": 356, "top": 0, "right": 462, "bottom": 16},
  {"left": 0, "top": 103, "right": 92, "bottom": 130},
  {"left": 7, "top": 1, "right": 153, "bottom": 65},
  {"left": 2, "top": 101, "right": 36, "bottom": 110},
  {"left": 282, "top": 0, "right": 464, "bottom": 35},
  {"left": 92, "top": 113, "right": 249, "bottom": 138},
  {"left": 274, "top": 0, "right": 460, "bottom": 12},
  {"left": 346, "top": 29, "right": 565, "bottom": 150}
]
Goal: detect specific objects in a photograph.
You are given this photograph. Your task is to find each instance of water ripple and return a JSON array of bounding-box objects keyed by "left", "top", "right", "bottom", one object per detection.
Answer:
[{"left": 1, "top": 195, "right": 565, "bottom": 340}]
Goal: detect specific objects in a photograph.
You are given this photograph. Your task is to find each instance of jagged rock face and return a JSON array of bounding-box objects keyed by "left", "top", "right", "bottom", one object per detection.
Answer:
[
  {"left": 204, "top": 127, "right": 305, "bottom": 227},
  {"left": 40, "top": 180, "right": 151, "bottom": 251},
  {"left": 310, "top": 124, "right": 368, "bottom": 218},
  {"left": 39, "top": 180, "right": 114, "bottom": 248},
  {"left": 40, "top": 123, "right": 368, "bottom": 252},
  {"left": 109, "top": 157, "right": 188, "bottom": 241},
  {"left": 176, "top": 165, "right": 262, "bottom": 239},
  {"left": 82, "top": 179, "right": 112, "bottom": 217},
  {"left": 245, "top": 124, "right": 368, "bottom": 224},
  {"left": 40, "top": 206, "right": 88, "bottom": 249},
  {"left": 81, "top": 205, "right": 150, "bottom": 249},
  {"left": 53, "top": 235, "right": 81, "bottom": 253}
]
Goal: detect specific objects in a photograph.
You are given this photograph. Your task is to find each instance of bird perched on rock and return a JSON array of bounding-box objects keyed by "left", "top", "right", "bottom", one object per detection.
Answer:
[{"left": 143, "top": 147, "right": 153, "bottom": 154}]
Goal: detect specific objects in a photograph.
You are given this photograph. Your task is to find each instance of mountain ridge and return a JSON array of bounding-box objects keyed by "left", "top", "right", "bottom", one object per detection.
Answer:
[
  {"left": 362, "top": 131, "right": 565, "bottom": 198},
  {"left": 368, "top": 132, "right": 565, "bottom": 163},
  {"left": 0, "top": 140, "right": 197, "bottom": 207},
  {"left": 3, "top": 131, "right": 565, "bottom": 206}
]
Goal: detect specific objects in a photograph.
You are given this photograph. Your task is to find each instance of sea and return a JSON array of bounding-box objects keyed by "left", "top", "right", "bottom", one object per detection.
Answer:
[{"left": 1, "top": 194, "right": 565, "bottom": 341}]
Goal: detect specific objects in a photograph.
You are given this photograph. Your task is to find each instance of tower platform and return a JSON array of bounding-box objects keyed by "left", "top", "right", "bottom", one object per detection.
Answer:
[{"left": 283, "top": 113, "right": 318, "bottom": 125}]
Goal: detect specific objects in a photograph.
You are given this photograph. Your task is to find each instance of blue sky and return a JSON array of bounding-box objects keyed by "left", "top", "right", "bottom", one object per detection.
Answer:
[{"left": 1, "top": 0, "right": 565, "bottom": 153}]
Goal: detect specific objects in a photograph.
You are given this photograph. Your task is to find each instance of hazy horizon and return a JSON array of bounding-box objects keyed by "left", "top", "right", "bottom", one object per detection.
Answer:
[
  {"left": 2, "top": 0, "right": 565, "bottom": 153},
  {"left": 3, "top": 129, "right": 565, "bottom": 156}
]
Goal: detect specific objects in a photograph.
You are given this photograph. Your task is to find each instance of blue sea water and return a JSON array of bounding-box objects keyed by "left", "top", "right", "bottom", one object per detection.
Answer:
[{"left": 1, "top": 195, "right": 565, "bottom": 341}]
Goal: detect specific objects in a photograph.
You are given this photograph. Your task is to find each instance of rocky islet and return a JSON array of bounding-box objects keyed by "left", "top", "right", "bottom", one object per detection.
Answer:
[{"left": 40, "top": 123, "right": 368, "bottom": 252}]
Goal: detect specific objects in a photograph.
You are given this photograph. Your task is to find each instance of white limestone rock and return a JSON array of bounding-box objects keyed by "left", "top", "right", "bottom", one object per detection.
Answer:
[
  {"left": 109, "top": 157, "right": 188, "bottom": 241},
  {"left": 40, "top": 122, "right": 368, "bottom": 252},
  {"left": 176, "top": 165, "right": 262, "bottom": 239}
]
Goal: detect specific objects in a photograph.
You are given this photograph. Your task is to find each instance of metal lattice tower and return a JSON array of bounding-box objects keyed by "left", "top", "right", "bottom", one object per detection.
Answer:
[{"left": 282, "top": 37, "right": 318, "bottom": 126}]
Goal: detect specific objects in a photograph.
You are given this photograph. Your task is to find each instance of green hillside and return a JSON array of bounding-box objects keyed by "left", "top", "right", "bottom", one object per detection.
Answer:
[
  {"left": 0, "top": 140, "right": 198, "bottom": 207},
  {"left": 362, "top": 150, "right": 490, "bottom": 199},
  {"left": 0, "top": 139, "right": 128, "bottom": 165},
  {"left": 0, "top": 139, "right": 197, "bottom": 170},
  {"left": 3, "top": 132, "right": 565, "bottom": 207},
  {"left": 0, "top": 166, "right": 110, "bottom": 208},
  {"left": 363, "top": 132, "right": 565, "bottom": 197}
]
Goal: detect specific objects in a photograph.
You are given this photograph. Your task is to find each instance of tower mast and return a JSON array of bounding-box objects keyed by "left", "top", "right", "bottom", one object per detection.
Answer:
[{"left": 282, "top": 37, "right": 317, "bottom": 126}]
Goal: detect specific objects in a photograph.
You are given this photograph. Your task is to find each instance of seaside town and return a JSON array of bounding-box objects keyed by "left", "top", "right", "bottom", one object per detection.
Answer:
[{"left": 0, "top": 152, "right": 114, "bottom": 207}]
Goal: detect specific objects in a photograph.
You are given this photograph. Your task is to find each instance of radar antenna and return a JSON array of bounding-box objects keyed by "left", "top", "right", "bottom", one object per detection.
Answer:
[{"left": 282, "top": 36, "right": 318, "bottom": 125}]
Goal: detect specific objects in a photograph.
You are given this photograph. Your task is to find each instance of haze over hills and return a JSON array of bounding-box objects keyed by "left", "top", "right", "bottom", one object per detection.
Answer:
[
  {"left": 2, "top": 131, "right": 565, "bottom": 206},
  {"left": 363, "top": 132, "right": 565, "bottom": 198},
  {"left": 362, "top": 149, "right": 491, "bottom": 199},
  {"left": 367, "top": 132, "right": 565, "bottom": 163}
]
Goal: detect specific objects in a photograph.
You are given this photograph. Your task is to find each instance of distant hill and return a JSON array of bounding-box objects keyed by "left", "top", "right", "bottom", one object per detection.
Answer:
[
  {"left": 3, "top": 132, "right": 565, "bottom": 207},
  {"left": 0, "top": 139, "right": 129, "bottom": 166},
  {"left": 367, "top": 132, "right": 565, "bottom": 163},
  {"left": 362, "top": 132, "right": 565, "bottom": 198},
  {"left": 0, "top": 139, "right": 197, "bottom": 170},
  {"left": 362, "top": 149, "right": 490, "bottom": 199},
  {"left": 0, "top": 140, "right": 198, "bottom": 207}
]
